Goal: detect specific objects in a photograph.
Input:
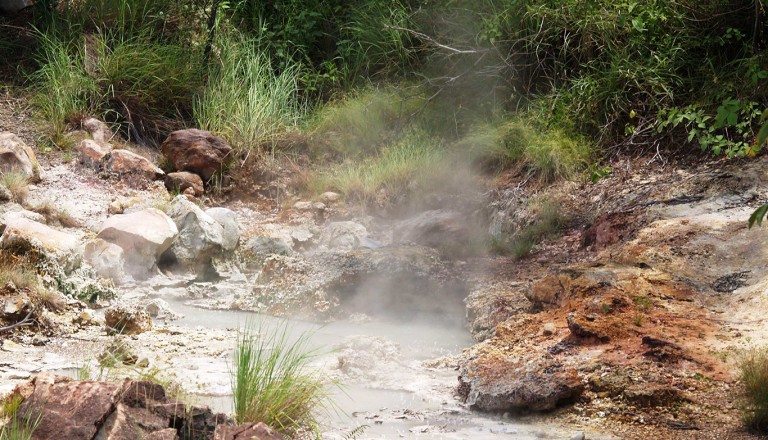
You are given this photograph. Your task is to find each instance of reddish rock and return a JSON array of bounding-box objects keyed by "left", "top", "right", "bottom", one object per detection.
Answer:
[
  {"left": 0, "top": 132, "right": 40, "bottom": 182},
  {"left": 17, "top": 374, "right": 120, "bottom": 440},
  {"left": 165, "top": 171, "right": 204, "bottom": 197},
  {"left": 97, "top": 403, "right": 169, "bottom": 440},
  {"left": 104, "top": 149, "right": 164, "bottom": 185},
  {"left": 213, "top": 422, "right": 282, "bottom": 440},
  {"left": 161, "top": 129, "right": 232, "bottom": 181},
  {"left": 78, "top": 139, "right": 111, "bottom": 169}
]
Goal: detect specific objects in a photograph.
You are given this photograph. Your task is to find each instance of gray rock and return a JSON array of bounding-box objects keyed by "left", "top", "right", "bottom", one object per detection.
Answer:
[
  {"left": 164, "top": 196, "right": 225, "bottom": 269},
  {"left": 0, "top": 184, "right": 11, "bottom": 202},
  {"left": 570, "top": 432, "right": 586, "bottom": 440},
  {"left": 0, "top": 0, "right": 33, "bottom": 14},
  {"left": 84, "top": 238, "right": 126, "bottom": 281},
  {"left": 0, "top": 217, "right": 81, "bottom": 272},
  {"left": 317, "top": 221, "right": 368, "bottom": 250},
  {"left": 394, "top": 209, "right": 469, "bottom": 253},
  {"left": 1, "top": 207, "right": 46, "bottom": 226},
  {"left": 97, "top": 208, "right": 178, "bottom": 279},
  {"left": 458, "top": 357, "right": 584, "bottom": 412},
  {"left": 246, "top": 235, "right": 293, "bottom": 258},
  {"left": 0, "top": 132, "right": 40, "bottom": 182},
  {"left": 205, "top": 207, "right": 240, "bottom": 252},
  {"left": 82, "top": 117, "right": 113, "bottom": 145}
]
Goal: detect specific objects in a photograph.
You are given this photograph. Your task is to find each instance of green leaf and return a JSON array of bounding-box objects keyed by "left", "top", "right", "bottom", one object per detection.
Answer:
[
  {"left": 749, "top": 204, "right": 768, "bottom": 228},
  {"left": 757, "top": 118, "right": 768, "bottom": 146}
]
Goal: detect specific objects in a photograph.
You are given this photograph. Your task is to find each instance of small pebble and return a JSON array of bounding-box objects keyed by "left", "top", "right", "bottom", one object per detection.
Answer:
[{"left": 569, "top": 431, "right": 585, "bottom": 440}]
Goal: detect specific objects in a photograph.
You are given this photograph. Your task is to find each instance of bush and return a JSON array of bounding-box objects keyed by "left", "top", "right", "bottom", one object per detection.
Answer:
[
  {"left": 232, "top": 320, "right": 332, "bottom": 436},
  {"left": 740, "top": 346, "right": 768, "bottom": 431}
]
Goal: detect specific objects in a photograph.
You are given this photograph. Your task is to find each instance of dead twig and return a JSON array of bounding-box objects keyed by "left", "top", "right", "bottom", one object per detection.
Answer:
[
  {"left": 384, "top": 25, "right": 489, "bottom": 55},
  {"left": 0, "top": 306, "right": 35, "bottom": 333}
]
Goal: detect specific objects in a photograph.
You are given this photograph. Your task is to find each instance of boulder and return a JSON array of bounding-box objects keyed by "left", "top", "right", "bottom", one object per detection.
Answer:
[
  {"left": 245, "top": 235, "right": 293, "bottom": 258},
  {"left": 83, "top": 238, "right": 125, "bottom": 281},
  {"left": 319, "top": 191, "right": 341, "bottom": 204},
  {"left": 0, "top": 0, "right": 33, "bottom": 14},
  {"left": 458, "top": 356, "right": 584, "bottom": 412},
  {"left": 161, "top": 129, "right": 232, "bottom": 181},
  {"left": 0, "top": 217, "right": 81, "bottom": 272},
  {"left": 317, "top": 221, "right": 369, "bottom": 250},
  {"left": 0, "top": 132, "right": 40, "bottom": 182},
  {"left": 165, "top": 171, "right": 204, "bottom": 197},
  {"left": 15, "top": 375, "right": 230, "bottom": 440},
  {"left": 164, "top": 196, "right": 225, "bottom": 269},
  {"left": 205, "top": 207, "right": 240, "bottom": 252},
  {"left": 78, "top": 139, "right": 111, "bottom": 169},
  {"left": 394, "top": 209, "right": 468, "bottom": 251},
  {"left": 104, "top": 149, "right": 164, "bottom": 185},
  {"left": 104, "top": 304, "right": 153, "bottom": 335},
  {"left": 96, "top": 209, "right": 178, "bottom": 278},
  {"left": 1, "top": 206, "right": 46, "bottom": 225},
  {"left": 82, "top": 117, "right": 113, "bottom": 146}
]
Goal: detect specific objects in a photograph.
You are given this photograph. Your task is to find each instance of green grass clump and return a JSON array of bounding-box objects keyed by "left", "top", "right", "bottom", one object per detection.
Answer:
[
  {"left": 0, "top": 171, "right": 30, "bottom": 204},
  {"left": 740, "top": 346, "right": 768, "bottom": 432},
  {"left": 458, "top": 116, "right": 593, "bottom": 182},
  {"left": 195, "top": 34, "right": 303, "bottom": 156},
  {"left": 0, "top": 394, "right": 40, "bottom": 440},
  {"left": 311, "top": 87, "right": 421, "bottom": 159},
  {"left": 308, "top": 130, "right": 448, "bottom": 207},
  {"left": 232, "top": 320, "right": 331, "bottom": 436},
  {"left": 0, "top": 261, "right": 40, "bottom": 294}
]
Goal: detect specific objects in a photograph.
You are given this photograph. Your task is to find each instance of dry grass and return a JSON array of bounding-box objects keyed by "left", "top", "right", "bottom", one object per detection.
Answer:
[
  {"left": 28, "top": 200, "right": 81, "bottom": 228},
  {"left": 0, "top": 171, "right": 30, "bottom": 204},
  {"left": 740, "top": 346, "right": 768, "bottom": 432}
]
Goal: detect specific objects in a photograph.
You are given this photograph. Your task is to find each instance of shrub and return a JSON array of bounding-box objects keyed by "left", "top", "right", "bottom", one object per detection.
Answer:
[
  {"left": 740, "top": 346, "right": 768, "bottom": 431},
  {"left": 232, "top": 320, "right": 332, "bottom": 436}
]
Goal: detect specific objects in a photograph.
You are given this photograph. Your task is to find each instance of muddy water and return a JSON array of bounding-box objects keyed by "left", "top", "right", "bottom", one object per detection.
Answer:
[{"left": 164, "top": 299, "right": 589, "bottom": 439}]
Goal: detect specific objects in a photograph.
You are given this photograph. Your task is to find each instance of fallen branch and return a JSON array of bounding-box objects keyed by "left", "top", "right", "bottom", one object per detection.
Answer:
[
  {"left": 0, "top": 307, "right": 35, "bottom": 333},
  {"left": 384, "top": 25, "right": 489, "bottom": 54}
]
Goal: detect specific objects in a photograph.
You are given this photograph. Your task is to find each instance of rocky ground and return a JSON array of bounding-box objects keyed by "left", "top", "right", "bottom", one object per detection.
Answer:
[{"left": 1, "top": 84, "right": 768, "bottom": 440}]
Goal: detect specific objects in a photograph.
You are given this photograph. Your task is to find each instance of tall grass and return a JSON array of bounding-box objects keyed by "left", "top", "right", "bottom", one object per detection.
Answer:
[
  {"left": 195, "top": 34, "right": 303, "bottom": 156},
  {"left": 740, "top": 346, "right": 768, "bottom": 432},
  {"left": 232, "top": 320, "right": 331, "bottom": 436}
]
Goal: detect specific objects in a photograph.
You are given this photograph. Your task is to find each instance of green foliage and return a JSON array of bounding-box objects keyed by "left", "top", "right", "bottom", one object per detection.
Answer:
[
  {"left": 32, "top": 1, "right": 203, "bottom": 145},
  {"left": 308, "top": 130, "right": 448, "bottom": 207},
  {"left": 0, "top": 394, "right": 40, "bottom": 440},
  {"left": 194, "top": 33, "right": 303, "bottom": 155},
  {"left": 311, "top": 87, "right": 421, "bottom": 158},
  {"left": 472, "top": 0, "right": 768, "bottom": 151},
  {"left": 459, "top": 116, "right": 593, "bottom": 181},
  {"left": 740, "top": 346, "right": 768, "bottom": 432},
  {"left": 232, "top": 320, "right": 333, "bottom": 436}
]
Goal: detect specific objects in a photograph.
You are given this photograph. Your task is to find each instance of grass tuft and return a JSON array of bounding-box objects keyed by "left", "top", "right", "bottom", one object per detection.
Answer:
[
  {"left": 0, "top": 171, "right": 30, "bottom": 204},
  {"left": 0, "top": 393, "right": 41, "bottom": 440},
  {"left": 232, "top": 320, "right": 332, "bottom": 436},
  {"left": 491, "top": 199, "right": 567, "bottom": 258},
  {"left": 740, "top": 346, "right": 768, "bottom": 431}
]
